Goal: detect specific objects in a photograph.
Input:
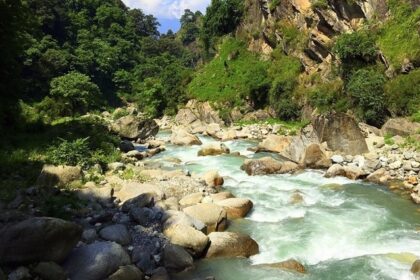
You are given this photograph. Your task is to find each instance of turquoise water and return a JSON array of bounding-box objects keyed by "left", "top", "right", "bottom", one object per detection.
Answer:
[{"left": 153, "top": 133, "right": 420, "bottom": 280}]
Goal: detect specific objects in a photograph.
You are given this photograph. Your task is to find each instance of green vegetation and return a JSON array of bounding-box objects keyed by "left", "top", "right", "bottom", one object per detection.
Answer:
[
  {"left": 378, "top": 0, "right": 420, "bottom": 66},
  {"left": 235, "top": 118, "right": 310, "bottom": 135},
  {"left": 276, "top": 20, "right": 308, "bottom": 51},
  {"left": 305, "top": 79, "right": 347, "bottom": 113},
  {"left": 311, "top": 0, "right": 329, "bottom": 10},
  {"left": 47, "top": 138, "right": 91, "bottom": 167},
  {"left": 334, "top": 31, "right": 377, "bottom": 63}
]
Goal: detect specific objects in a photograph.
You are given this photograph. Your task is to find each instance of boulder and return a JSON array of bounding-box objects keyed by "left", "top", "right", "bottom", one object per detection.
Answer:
[
  {"left": 312, "top": 113, "right": 369, "bottom": 155},
  {"left": 382, "top": 118, "right": 420, "bottom": 137},
  {"left": 175, "top": 108, "right": 198, "bottom": 126},
  {"left": 289, "top": 191, "right": 304, "bottom": 204},
  {"left": 256, "top": 259, "right": 306, "bottom": 273},
  {"left": 163, "top": 244, "right": 194, "bottom": 273},
  {"left": 257, "top": 135, "right": 291, "bottom": 153},
  {"left": 366, "top": 168, "right": 391, "bottom": 185},
  {"left": 63, "top": 241, "right": 130, "bottom": 280},
  {"left": 176, "top": 100, "right": 223, "bottom": 126},
  {"left": 205, "top": 232, "right": 259, "bottom": 258},
  {"left": 129, "top": 207, "right": 156, "bottom": 226},
  {"left": 163, "top": 224, "right": 209, "bottom": 256},
  {"left": 203, "top": 170, "right": 224, "bottom": 187},
  {"left": 210, "top": 192, "right": 235, "bottom": 202},
  {"left": 325, "top": 164, "right": 365, "bottom": 180},
  {"left": 111, "top": 115, "right": 159, "bottom": 140},
  {"left": 36, "top": 165, "right": 82, "bottom": 187},
  {"left": 0, "top": 217, "right": 82, "bottom": 264},
  {"left": 119, "top": 140, "right": 135, "bottom": 153},
  {"left": 162, "top": 210, "right": 206, "bottom": 232},
  {"left": 99, "top": 224, "right": 131, "bottom": 246},
  {"left": 121, "top": 193, "right": 155, "bottom": 212},
  {"left": 115, "top": 182, "right": 164, "bottom": 204},
  {"left": 170, "top": 128, "right": 202, "bottom": 146},
  {"left": 302, "top": 144, "right": 331, "bottom": 169},
  {"left": 33, "top": 262, "right": 67, "bottom": 280},
  {"left": 241, "top": 157, "right": 298, "bottom": 176},
  {"left": 411, "top": 259, "right": 420, "bottom": 277},
  {"left": 215, "top": 198, "right": 253, "bottom": 219},
  {"left": 206, "top": 123, "right": 222, "bottom": 138},
  {"left": 198, "top": 143, "right": 230, "bottom": 156},
  {"left": 183, "top": 203, "right": 227, "bottom": 233},
  {"left": 179, "top": 192, "right": 204, "bottom": 207},
  {"left": 107, "top": 265, "right": 144, "bottom": 280}
]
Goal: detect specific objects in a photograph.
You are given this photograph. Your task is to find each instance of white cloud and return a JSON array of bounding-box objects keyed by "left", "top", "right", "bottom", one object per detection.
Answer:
[{"left": 122, "top": 0, "right": 210, "bottom": 19}]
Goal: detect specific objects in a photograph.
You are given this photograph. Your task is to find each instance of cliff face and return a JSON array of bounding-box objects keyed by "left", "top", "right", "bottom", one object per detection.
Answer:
[{"left": 237, "top": 0, "right": 389, "bottom": 74}]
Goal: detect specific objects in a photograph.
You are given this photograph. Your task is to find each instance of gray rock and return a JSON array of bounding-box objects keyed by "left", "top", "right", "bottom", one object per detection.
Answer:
[
  {"left": 331, "top": 155, "right": 344, "bottom": 164},
  {"left": 163, "top": 244, "right": 194, "bottom": 272},
  {"left": 389, "top": 160, "right": 402, "bottom": 169},
  {"left": 121, "top": 193, "right": 155, "bottom": 212},
  {"left": 111, "top": 115, "right": 159, "bottom": 140},
  {"left": 0, "top": 217, "right": 82, "bottom": 265},
  {"left": 130, "top": 207, "right": 155, "bottom": 226},
  {"left": 107, "top": 162, "right": 125, "bottom": 172},
  {"left": 36, "top": 165, "right": 82, "bottom": 188},
  {"left": 99, "top": 224, "right": 131, "bottom": 245},
  {"left": 404, "top": 151, "right": 415, "bottom": 160},
  {"left": 150, "top": 267, "right": 170, "bottom": 280},
  {"left": 82, "top": 229, "right": 98, "bottom": 243},
  {"left": 33, "top": 262, "right": 67, "bottom": 280},
  {"left": 107, "top": 265, "right": 144, "bottom": 280},
  {"left": 8, "top": 267, "right": 30, "bottom": 280},
  {"left": 63, "top": 241, "right": 130, "bottom": 280},
  {"left": 119, "top": 140, "right": 135, "bottom": 153}
]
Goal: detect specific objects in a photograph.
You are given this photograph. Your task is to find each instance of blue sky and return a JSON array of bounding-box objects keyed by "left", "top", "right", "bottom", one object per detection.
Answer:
[{"left": 122, "top": 0, "right": 211, "bottom": 33}]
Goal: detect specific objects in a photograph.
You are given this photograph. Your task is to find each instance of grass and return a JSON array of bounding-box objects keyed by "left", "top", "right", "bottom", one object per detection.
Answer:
[
  {"left": 235, "top": 118, "right": 310, "bottom": 135},
  {"left": 384, "top": 133, "right": 395, "bottom": 145}
]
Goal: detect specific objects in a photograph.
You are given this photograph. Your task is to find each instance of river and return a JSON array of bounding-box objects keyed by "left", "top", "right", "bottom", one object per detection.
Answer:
[{"left": 151, "top": 132, "right": 420, "bottom": 280}]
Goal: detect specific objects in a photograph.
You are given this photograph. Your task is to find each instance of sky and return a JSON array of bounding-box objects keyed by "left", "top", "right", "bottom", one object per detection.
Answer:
[{"left": 122, "top": 0, "right": 211, "bottom": 33}]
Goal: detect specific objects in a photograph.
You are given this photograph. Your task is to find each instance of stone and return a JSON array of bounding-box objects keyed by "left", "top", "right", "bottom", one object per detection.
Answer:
[
  {"left": 389, "top": 160, "right": 402, "bottom": 169},
  {"left": 302, "top": 144, "right": 331, "bottom": 169},
  {"left": 256, "top": 259, "right": 306, "bottom": 273},
  {"left": 289, "top": 191, "right": 304, "bottom": 204},
  {"left": 203, "top": 170, "right": 224, "bottom": 187},
  {"left": 63, "top": 242, "right": 130, "bottom": 280},
  {"left": 257, "top": 135, "right": 291, "bottom": 153},
  {"left": 116, "top": 182, "right": 164, "bottom": 204},
  {"left": 408, "top": 176, "right": 418, "bottom": 185},
  {"left": 8, "top": 267, "right": 30, "bottom": 280},
  {"left": 163, "top": 224, "right": 209, "bottom": 256},
  {"left": 107, "top": 162, "right": 125, "bottom": 171},
  {"left": 99, "top": 224, "right": 130, "bottom": 245},
  {"left": 312, "top": 113, "right": 368, "bottom": 155},
  {"left": 0, "top": 217, "right": 82, "bottom": 264},
  {"left": 179, "top": 192, "right": 204, "bottom": 207},
  {"left": 411, "top": 193, "right": 420, "bottom": 204},
  {"left": 411, "top": 259, "right": 420, "bottom": 276},
  {"left": 36, "top": 165, "right": 82, "bottom": 187},
  {"left": 130, "top": 207, "right": 156, "bottom": 226},
  {"left": 215, "top": 198, "right": 253, "bottom": 219},
  {"left": 119, "top": 140, "right": 135, "bottom": 153},
  {"left": 183, "top": 203, "right": 227, "bottom": 233},
  {"left": 366, "top": 168, "right": 391, "bottom": 185},
  {"left": 107, "top": 265, "right": 144, "bottom": 280},
  {"left": 170, "top": 127, "right": 202, "bottom": 145},
  {"left": 163, "top": 244, "right": 194, "bottom": 272},
  {"left": 82, "top": 229, "right": 98, "bottom": 243},
  {"left": 206, "top": 123, "right": 222, "bottom": 138},
  {"left": 33, "top": 262, "right": 67, "bottom": 280},
  {"left": 241, "top": 157, "right": 298, "bottom": 176},
  {"left": 382, "top": 118, "right": 420, "bottom": 137},
  {"left": 111, "top": 115, "right": 159, "bottom": 140},
  {"left": 205, "top": 232, "right": 259, "bottom": 258},
  {"left": 210, "top": 192, "right": 235, "bottom": 202},
  {"left": 121, "top": 192, "right": 155, "bottom": 212},
  {"left": 325, "top": 164, "right": 364, "bottom": 180},
  {"left": 197, "top": 143, "right": 230, "bottom": 156},
  {"left": 150, "top": 267, "right": 170, "bottom": 280},
  {"left": 162, "top": 210, "right": 206, "bottom": 232},
  {"left": 331, "top": 155, "right": 344, "bottom": 163}
]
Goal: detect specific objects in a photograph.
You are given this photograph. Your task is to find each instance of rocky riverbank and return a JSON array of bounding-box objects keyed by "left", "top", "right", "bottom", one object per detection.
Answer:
[{"left": 0, "top": 103, "right": 419, "bottom": 280}]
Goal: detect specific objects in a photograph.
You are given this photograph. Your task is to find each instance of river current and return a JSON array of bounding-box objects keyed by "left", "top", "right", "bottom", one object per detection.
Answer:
[{"left": 151, "top": 132, "right": 420, "bottom": 280}]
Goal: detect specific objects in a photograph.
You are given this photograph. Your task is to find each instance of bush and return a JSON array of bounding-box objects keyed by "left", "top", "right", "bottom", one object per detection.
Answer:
[
  {"left": 306, "top": 79, "right": 346, "bottom": 112},
  {"left": 47, "top": 137, "right": 91, "bottom": 167},
  {"left": 334, "top": 31, "right": 377, "bottom": 62},
  {"left": 311, "top": 0, "right": 329, "bottom": 10},
  {"left": 385, "top": 69, "right": 420, "bottom": 116},
  {"left": 347, "top": 69, "right": 387, "bottom": 126}
]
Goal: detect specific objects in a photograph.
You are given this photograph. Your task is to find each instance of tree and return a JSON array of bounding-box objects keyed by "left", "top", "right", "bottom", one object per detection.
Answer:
[{"left": 49, "top": 72, "right": 100, "bottom": 116}]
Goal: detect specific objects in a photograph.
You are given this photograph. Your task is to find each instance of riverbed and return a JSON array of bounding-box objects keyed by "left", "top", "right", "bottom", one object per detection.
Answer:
[{"left": 152, "top": 133, "right": 420, "bottom": 280}]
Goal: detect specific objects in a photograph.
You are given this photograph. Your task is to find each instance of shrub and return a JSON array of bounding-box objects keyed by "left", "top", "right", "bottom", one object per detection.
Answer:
[
  {"left": 333, "top": 31, "right": 377, "bottom": 62},
  {"left": 47, "top": 137, "right": 91, "bottom": 167},
  {"left": 385, "top": 69, "right": 420, "bottom": 117},
  {"left": 347, "top": 69, "right": 387, "bottom": 126},
  {"left": 306, "top": 79, "right": 346, "bottom": 112},
  {"left": 311, "top": 0, "right": 329, "bottom": 10}
]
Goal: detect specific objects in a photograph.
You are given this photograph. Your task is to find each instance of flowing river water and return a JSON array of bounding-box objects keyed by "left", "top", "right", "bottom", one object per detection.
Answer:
[{"left": 152, "top": 132, "right": 420, "bottom": 280}]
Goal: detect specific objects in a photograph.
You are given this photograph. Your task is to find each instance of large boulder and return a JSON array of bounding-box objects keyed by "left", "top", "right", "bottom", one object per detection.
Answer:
[
  {"left": 175, "top": 100, "right": 223, "bottom": 126},
  {"left": 366, "top": 168, "right": 391, "bottom": 185},
  {"left": 163, "top": 244, "right": 194, "bottom": 273},
  {"left": 162, "top": 210, "right": 206, "bottom": 232},
  {"left": 198, "top": 143, "right": 230, "bottom": 156},
  {"left": 241, "top": 157, "right": 298, "bottom": 176},
  {"left": 115, "top": 182, "right": 164, "bottom": 204},
  {"left": 205, "top": 232, "right": 259, "bottom": 258},
  {"left": 111, "top": 115, "right": 159, "bottom": 140},
  {"left": 0, "top": 217, "right": 82, "bottom": 264},
  {"left": 179, "top": 192, "right": 204, "bottom": 207},
  {"left": 63, "top": 241, "right": 130, "bottom": 280},
  {"left": 183, "top": 203, "right": 227, "bottom": 233},
  {"left": 382, "top": 118, "right": 420, "bottom": 137},
  {"left": 325, "top": 164, "right": 365, "bottom": 180},
  {"left": 215, "top": 198, "right": 253, "bottom": 219},
  {"left": 257, "top": 135, "right": 292, "bottom": 153},
  {"left": 312, "top": 113, "right": 369, "bottom": 155},
  {"left": 36, "top": 165, "right": 82, "bottom": 187},
  {"left": 202, "top": 170, "right": 224, "bottom": 187},
  {"left": 170, "top": 127, "right": 202, "bottom": 145},
  {"left": 163, "top": 224, "right": 209, "bottom": 256},
  {"left": 98, "top": 224, "right": 131, "bottom": 246},
  {"left": 302, "top": 144, "right": 331, "bottom": 169}
]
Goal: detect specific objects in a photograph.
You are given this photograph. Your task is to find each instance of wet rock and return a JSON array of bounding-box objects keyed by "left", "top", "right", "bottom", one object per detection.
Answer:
[
  {"left": 302, "top": 144, "right": 331, "bottom": 169},
  {"left": 111, "top": 115, "right": 159, "bottom": 140},
  {"left": 36, "top": 165, "right": 82, "bottom": 187},
  {"left": 241, "top": 157, "right": 298, "bottom": 176},
  {"left": 203, "top": 170, "right": 224, "bottom": 187},
  {"left": 215, "top": 198, "right": 253, "bottom": 219},
  {"left": 411, "top": 259, "right": 420, "bottom": 277},
  {"left": 325, "top": 164, "right": 365, "bottom": 180},
  {"left": 170, "top": 127, "right": 202, "bottom": 145},
  {"left": 256, "top": 259, "right": 306, "bottom": 273},
  {"left": 289, "top": 191, "right": 304, "bottom": 204},
  {"left": 198, "top": 143, "right": 230, "bottom": 156},
  {"left": 163, "top": 224, "right": 209, "bottom": 256},
  {"left": 183, "top": 203, "right": 227, "bottom": 233},
  {"left": 99, "top": 224, "right": 131, "bottom": 245},
  {"left": 179, "top": 192, "right": 204, "bottom": 207},
  {"left": 163, "top": 244, "right": 194, "bottom": 272},
  {"left": 205, "top": 232, "right": 259, "bottom": 258},
  {"left": 0, "top": 217, "right": 82, "bottom": 264},
  {"left": 33, "top": 262, "right": 67, "bottom": 280},
  {"left": 63, "top": 241, "right": 130, "bottom": 280},
  {"left": 107, "top": 265, "right": 144, "bottom": 280}
]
